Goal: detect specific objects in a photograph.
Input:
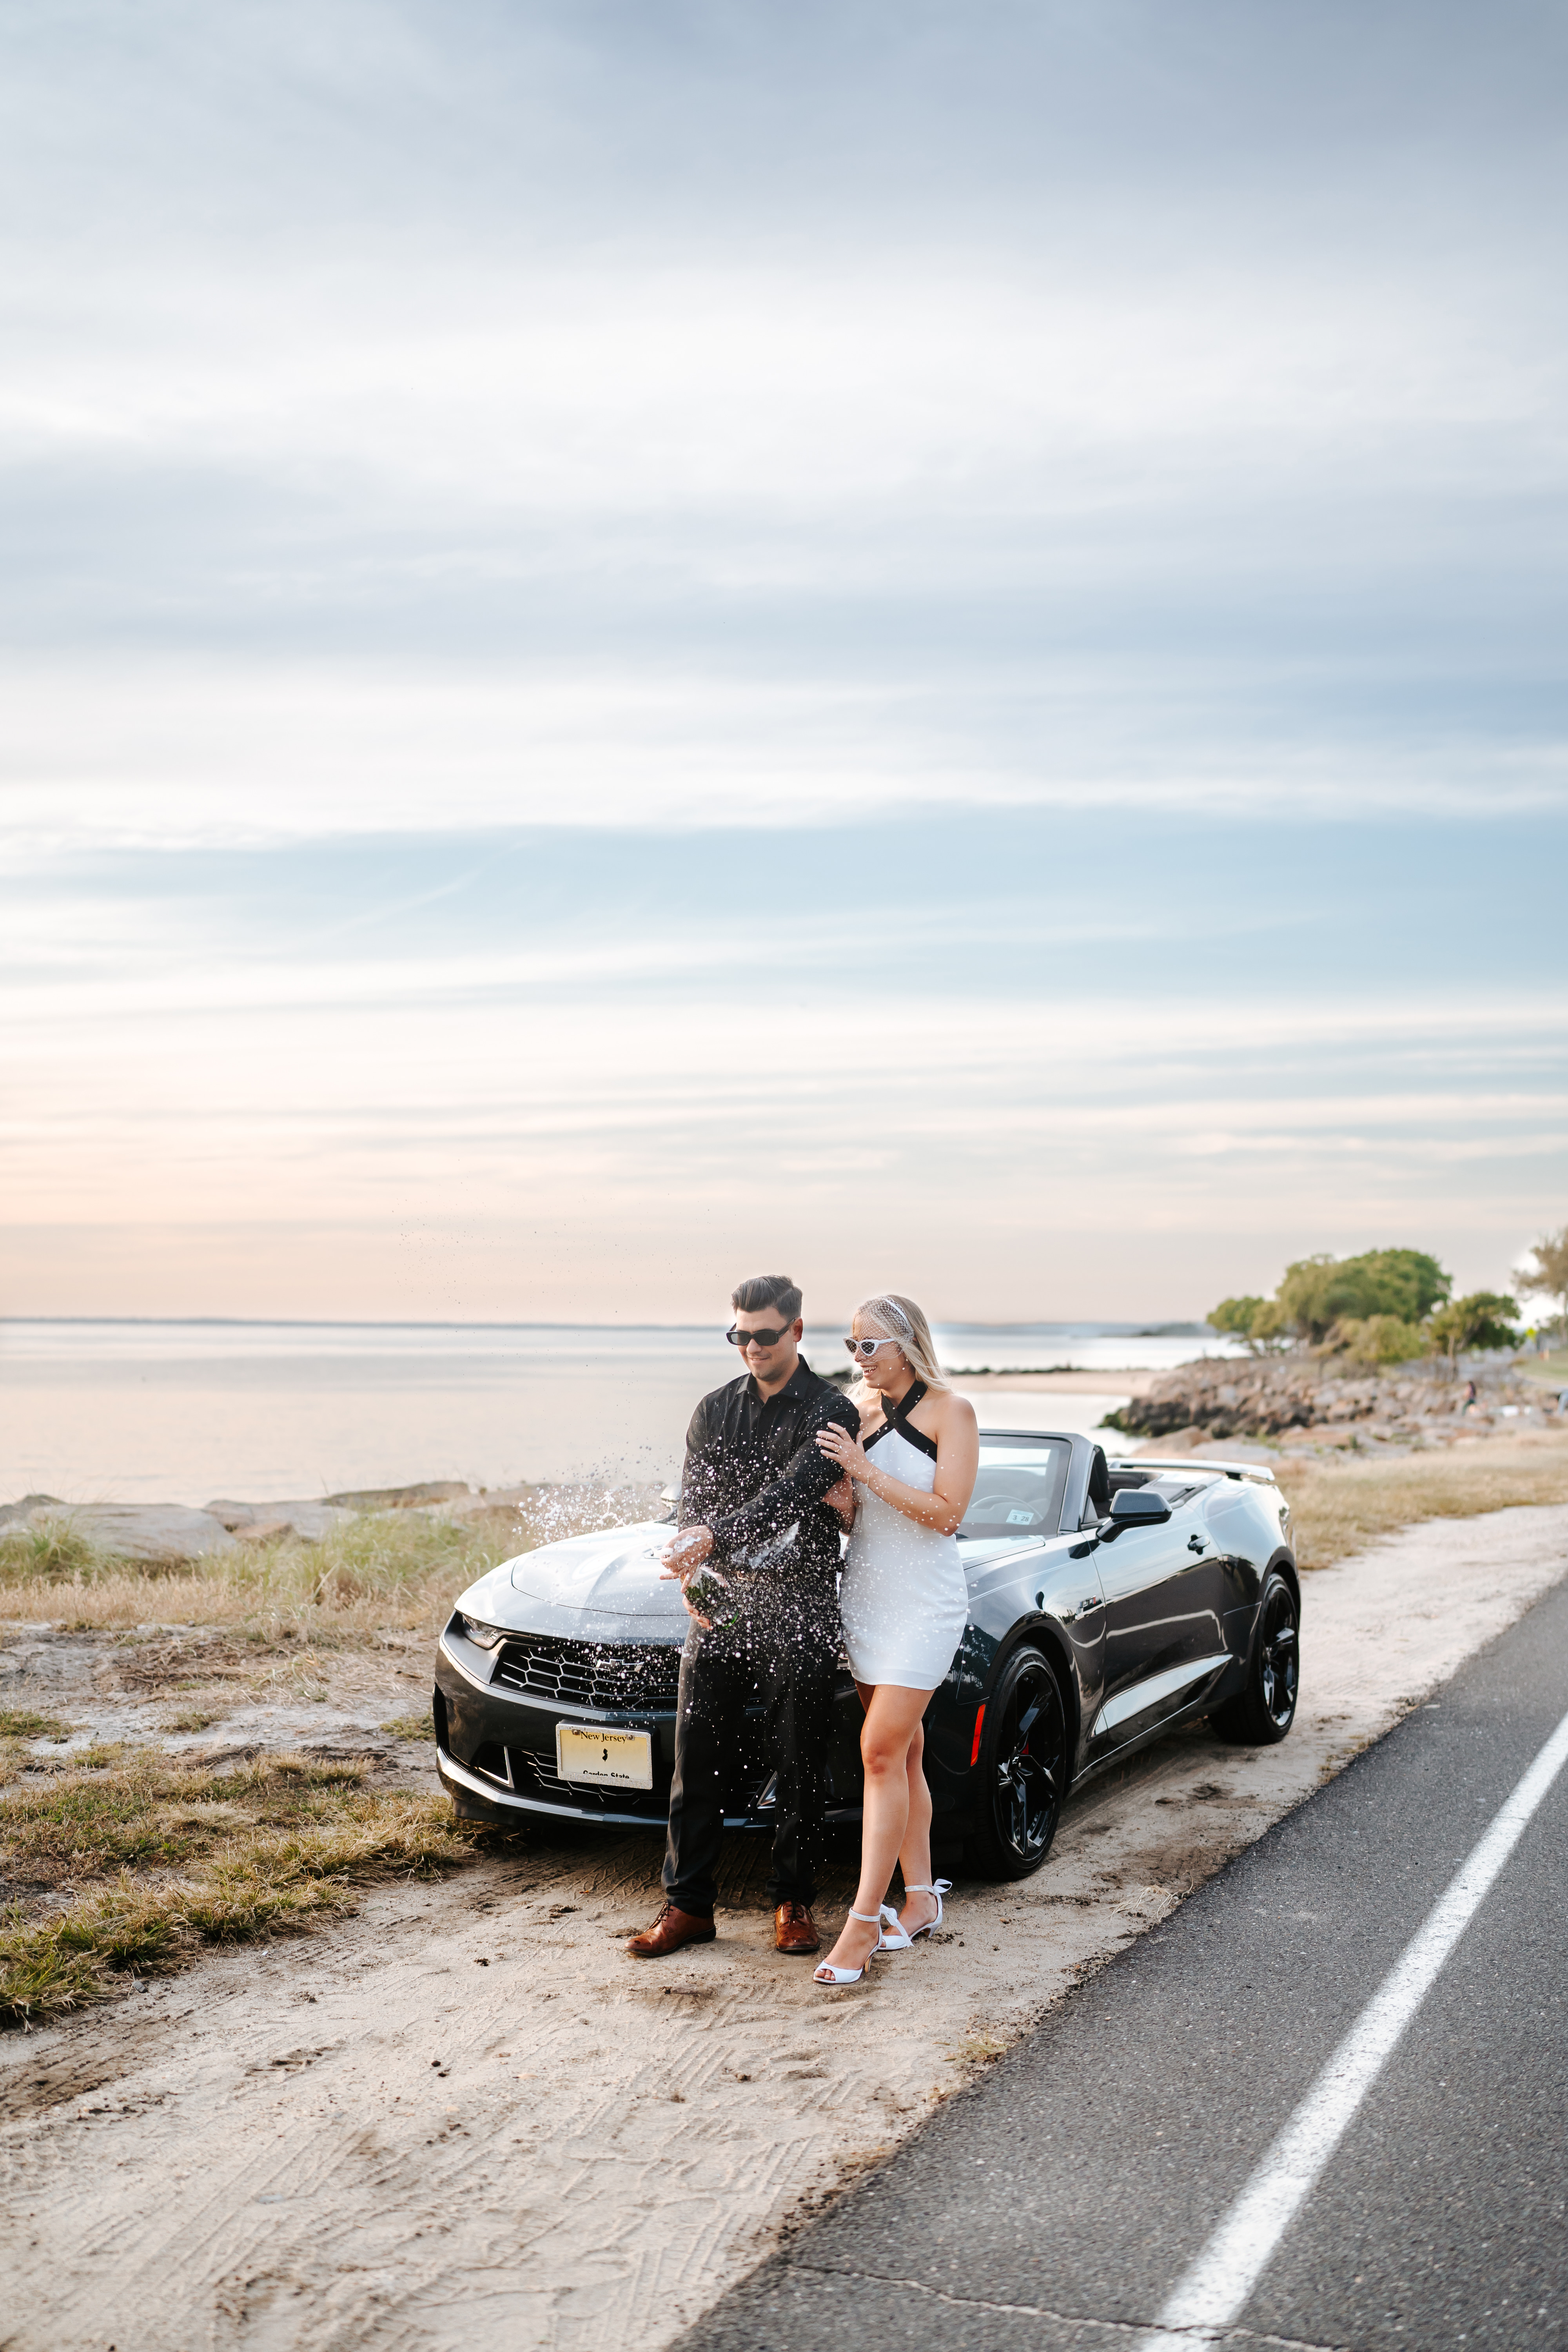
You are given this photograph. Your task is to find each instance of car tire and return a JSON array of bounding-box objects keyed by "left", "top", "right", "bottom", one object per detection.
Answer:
[
  {"left": 965, "top": 1643, "right": 1068, "bottom": 1880},
  {"left": 1210, "top": 1571, "right": 1299, "bottom": 1744}
]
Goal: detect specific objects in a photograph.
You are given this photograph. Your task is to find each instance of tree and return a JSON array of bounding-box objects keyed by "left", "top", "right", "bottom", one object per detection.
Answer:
[
  {"left": 1515, "top": 1226, "right": 1568, "bottom": 1345},
  {"left": 1426, "top": 1291, "right": 1521, "bottom": 1372},
  {"left": 1328, "top": 1315, "right": 1430, "bottom": 1368},
  {"left": 1209, "top": 1296, "right": 1266, "bottom": 1338},
  {"left": 1274, "top": 1249, "right": 1452, "bottom": 1343}
]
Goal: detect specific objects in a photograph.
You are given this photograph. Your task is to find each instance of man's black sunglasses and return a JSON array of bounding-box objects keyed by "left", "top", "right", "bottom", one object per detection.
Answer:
[{"left": 726, "top": 1323, "right": 793, "bottom": 1350}]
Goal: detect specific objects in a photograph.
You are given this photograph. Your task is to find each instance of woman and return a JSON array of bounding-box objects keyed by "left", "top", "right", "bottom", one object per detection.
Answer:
[{"left": 811, "top": 1293, "right": 978, "bottom": 1985}]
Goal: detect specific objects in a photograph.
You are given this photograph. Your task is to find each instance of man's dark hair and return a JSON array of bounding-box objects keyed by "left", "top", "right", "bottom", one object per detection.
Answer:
[{"left": 731, "top": 1272, "right": 802, "bottom": 1323}]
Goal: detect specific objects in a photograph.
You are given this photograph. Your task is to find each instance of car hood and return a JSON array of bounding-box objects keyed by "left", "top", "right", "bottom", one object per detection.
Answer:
[
  {"left": 452, "top": 1523, "right": 1060, "bottom": 1646},
  {"left": 453, "top": 1520, "right": 689, "bottom": 1641}
]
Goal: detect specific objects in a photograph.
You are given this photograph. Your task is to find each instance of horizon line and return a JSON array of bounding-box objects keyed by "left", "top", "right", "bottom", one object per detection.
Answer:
[{"left": 0, "top": 1314, "right": 1213, "bottom": 1334}]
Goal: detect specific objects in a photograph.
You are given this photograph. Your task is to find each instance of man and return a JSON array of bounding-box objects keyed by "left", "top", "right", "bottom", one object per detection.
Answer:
[{"left": 628, "top": 1273, "right": 859, "bottom": 1960}]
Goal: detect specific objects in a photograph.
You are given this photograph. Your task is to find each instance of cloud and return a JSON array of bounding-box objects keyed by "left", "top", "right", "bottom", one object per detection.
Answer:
[{"left": 0, "top": 4, "right": 1563, "bottom": 1318}]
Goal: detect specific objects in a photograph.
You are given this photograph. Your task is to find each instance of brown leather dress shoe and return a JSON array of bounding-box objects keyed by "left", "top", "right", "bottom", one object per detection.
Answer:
[
  {"left": 774, "top": 1901, "right": 820, "bottom": 1955},
  {"left": 626, "top": 1902, "right": 717, "bottom": 1958}
]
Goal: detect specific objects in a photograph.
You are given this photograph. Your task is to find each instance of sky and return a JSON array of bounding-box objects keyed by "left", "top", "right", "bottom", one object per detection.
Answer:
[{"left": 2, "top": 0, "right": 1565, "bottom": 1325}]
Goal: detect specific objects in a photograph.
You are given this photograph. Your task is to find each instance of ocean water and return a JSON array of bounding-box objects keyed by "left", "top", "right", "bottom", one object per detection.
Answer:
[{"left": 0, "top": 1320, "right": 1242, "bottom": 1506}]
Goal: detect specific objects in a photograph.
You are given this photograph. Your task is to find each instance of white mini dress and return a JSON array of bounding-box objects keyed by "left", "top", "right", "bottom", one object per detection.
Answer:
[{"left": 839, "top": 1384, "right": 970, "bottom": 1691}]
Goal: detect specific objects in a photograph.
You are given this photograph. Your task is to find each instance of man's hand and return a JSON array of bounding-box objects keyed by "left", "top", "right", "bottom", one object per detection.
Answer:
[
  {"left": 661, "top": 1524, "right": 715, "bottom": 1626},
  {"left": 824, "top": 1473, "right": 856, "bottom": 1530},
  {"left": 660, "top": 1524, "right": 715, "bottom": 1583}
]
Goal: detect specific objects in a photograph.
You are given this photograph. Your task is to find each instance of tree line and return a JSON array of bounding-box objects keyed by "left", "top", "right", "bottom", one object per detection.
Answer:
[{"left": 1209, "top": 1227, "right": 1568, "bottom": 1370}]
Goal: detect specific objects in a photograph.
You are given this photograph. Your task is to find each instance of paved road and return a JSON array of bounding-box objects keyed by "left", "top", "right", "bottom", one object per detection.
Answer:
[{"left": 677, "top": 1560, "right": 1568, "bottom": 2351}]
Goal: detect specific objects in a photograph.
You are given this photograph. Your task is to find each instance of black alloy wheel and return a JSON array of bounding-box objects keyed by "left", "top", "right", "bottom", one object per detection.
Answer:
[
  {"left": 1212, "top": 1570, "right": 1299, "bottom": 1745},
  {"left": 967, "top": 1643, "right": 1068, "bottom": 1880}
]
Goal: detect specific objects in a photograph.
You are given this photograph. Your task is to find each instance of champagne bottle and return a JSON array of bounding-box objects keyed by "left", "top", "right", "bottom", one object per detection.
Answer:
[{"left": 684, "top": 1564, "right": 740, "bottom": 1627}]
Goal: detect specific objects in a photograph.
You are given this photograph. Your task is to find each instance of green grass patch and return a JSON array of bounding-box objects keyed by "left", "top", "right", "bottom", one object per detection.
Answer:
[
  {"left": 380, "top": 1712, "right": 436, "bottom": 1741},
  {"left": 0, "top": 1710, "right": 74, "bottom": 1741},
  {"left": 157, "top": 1709, "right": 226, "bottom": 1734},
  {"left": 0, "top": 1522, "right": 105, "bottom": 1582},
  {"left": 0, "top": 1748, "right": 494, "bottom": 2026}
]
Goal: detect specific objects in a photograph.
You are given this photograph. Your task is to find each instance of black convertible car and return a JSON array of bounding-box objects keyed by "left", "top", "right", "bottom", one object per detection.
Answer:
[{"left": 433, "top": 1428, "right": 1299, "bottom": 1878}]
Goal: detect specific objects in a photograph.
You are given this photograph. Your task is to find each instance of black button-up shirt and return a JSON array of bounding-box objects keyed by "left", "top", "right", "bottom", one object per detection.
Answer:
[{"left": 680, "top": 1358, "right": 860, "bottom": 1615}]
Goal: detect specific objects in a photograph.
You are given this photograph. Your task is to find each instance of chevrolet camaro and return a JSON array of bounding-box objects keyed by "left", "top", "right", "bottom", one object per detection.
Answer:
[{"left": 433, "top": 1429, "right": 1299, "bottom": 1879}]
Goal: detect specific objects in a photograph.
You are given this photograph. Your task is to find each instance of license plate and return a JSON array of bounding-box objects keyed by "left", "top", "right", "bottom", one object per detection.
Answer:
[{"left": 555, "top": 1724, "right": 654, "bottom": 1791}]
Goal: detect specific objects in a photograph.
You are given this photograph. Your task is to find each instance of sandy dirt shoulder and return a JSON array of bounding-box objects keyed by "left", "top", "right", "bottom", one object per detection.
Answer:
[{"left": 3, "top": 1502, "right": 1566, "bottom": 2352}]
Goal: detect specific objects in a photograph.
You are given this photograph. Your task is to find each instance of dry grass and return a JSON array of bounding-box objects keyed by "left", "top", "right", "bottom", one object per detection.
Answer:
[
  {"left": 0, "top": 1485, "right": 657, "bottom": 1635},
  {"left": 0, "top": 1747, "right": 495, "bottom": 2027},
  {"left": 947, "top": 2030, "right": 1007, "bottom": 2067},
  {"left": 1280, "top": 1432, "right": 1568, "bottom": 1571},
  {"left": 0, "top": 1508, "right": 512, "bottom": 1633}
]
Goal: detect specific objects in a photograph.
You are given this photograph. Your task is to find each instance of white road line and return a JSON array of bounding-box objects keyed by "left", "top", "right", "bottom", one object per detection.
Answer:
[{"left": 1140, "top": 1700, "right": 1568, "bottom": 2351}]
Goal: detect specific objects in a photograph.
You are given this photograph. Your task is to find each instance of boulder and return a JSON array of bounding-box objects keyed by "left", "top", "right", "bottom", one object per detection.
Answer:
[
  {"left": 204, "top": 1499, "right": 357, "bottom": 1543},
  {"left": 23, "top": 1503, "right": 238, "bottom": 1561},
  {"left": 1103, "top": 1352, "right": 1554, "bottom": 1446},
  {"left": 319, "top": 1481, "right": 473, "bottom": 1510},
  {"left": 0, "top": 1493, "right": 65, "bottom": 1530}
]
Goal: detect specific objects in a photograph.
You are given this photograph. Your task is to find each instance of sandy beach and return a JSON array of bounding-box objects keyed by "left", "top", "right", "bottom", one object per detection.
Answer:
[{"left": 4, "top": 1499, "right": 1565, "bottom": 2350}]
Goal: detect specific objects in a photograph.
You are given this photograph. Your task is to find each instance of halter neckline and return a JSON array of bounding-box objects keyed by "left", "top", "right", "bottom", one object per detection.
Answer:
[
  {"left": 862, "top": 1376, "right": 938, "bottom": 1462},
  {"left": 880, "top": 1376, "right": 927, "bottom": 1423}
]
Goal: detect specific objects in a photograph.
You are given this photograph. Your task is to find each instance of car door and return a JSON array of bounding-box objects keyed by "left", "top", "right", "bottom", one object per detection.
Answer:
[{"left": 1091, "top": 1490, "right": 1232, "bottom": 1749}]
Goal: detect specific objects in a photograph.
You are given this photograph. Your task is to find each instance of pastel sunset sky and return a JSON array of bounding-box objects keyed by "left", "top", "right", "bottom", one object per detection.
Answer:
[{"left": 4, "top": 2, "right": 1564, "bottom": 1324}]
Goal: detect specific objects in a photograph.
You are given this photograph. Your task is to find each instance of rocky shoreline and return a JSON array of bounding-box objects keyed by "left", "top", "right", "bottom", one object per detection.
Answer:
[
  {"left": 1105, "top": 1356, "right": 1564, "bottom": 1455},
  {"left": 0, "top": 1479, "right": 601, "bottom": 1565},
  {"left": 5, "top": 1369, "right": 1564, "bottom": 1558}
]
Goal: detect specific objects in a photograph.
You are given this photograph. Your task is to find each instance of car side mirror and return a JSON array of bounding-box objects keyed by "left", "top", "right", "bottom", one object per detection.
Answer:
[{"left": 1102, "top": 1488, "right": 1172, "bottom": 1536}]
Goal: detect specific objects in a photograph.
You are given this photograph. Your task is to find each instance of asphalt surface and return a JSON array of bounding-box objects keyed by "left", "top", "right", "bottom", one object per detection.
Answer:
[{"left": 676, "top": 1560, "right": 1568, "bottom": 2352}]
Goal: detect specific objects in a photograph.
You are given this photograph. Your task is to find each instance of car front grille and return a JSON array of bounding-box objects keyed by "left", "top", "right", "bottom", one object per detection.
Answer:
[
  {"left": 510, "top": 1747, "right": 668, "bottom": 1815},
  {"left": 491, "top": 1632, "right": 682, "bottom": 1711}
]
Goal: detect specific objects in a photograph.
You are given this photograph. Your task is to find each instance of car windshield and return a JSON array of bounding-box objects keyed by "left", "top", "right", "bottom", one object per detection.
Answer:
[{"left": 960, "top": 1437, "right": 1071, "bottom": 1540}]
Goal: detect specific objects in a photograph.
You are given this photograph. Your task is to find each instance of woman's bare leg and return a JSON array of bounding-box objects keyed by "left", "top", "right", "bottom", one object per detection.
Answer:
[
  {"left": 895, "top": 1717, "right": 939, "bottom": 1935},
  {"left": 817, "top": 1684, "right": 932, "bottom": 1976}
]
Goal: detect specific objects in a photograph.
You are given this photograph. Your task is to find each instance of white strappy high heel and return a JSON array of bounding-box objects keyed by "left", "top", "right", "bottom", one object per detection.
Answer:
[
  {"left": 878, "top": 1901, "right": 912, "bottom": 1952},
  {"left": 813, "top": 1907, "right": 888, "bottom": 1986},
  {"left": 899, "top": 1879, "right": 952, "bottom": 1941}
]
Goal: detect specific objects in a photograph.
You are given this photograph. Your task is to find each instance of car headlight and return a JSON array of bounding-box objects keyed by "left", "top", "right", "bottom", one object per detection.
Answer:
[{"left": 460, "top": 1614, "right": 508, "bottom": 1649}]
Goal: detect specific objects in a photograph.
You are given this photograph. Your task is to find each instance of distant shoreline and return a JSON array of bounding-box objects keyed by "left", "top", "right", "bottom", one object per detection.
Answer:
[{"left": 953, "top": 1368, "right": 1157, "bottom": 1393}]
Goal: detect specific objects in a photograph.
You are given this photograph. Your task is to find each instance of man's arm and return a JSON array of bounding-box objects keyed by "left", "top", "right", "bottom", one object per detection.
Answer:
[
  {"left": 664, "top": 1394, "right": 724, "bottom": 1597},
  {"left": 709, "top": 1394, "right": 860, "bottom": 1561},
  {"left": 676, "top": 1394, "right": 722, "bottom": 1533}
]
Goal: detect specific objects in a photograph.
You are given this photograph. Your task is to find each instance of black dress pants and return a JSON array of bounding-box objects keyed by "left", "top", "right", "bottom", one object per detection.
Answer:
[{"left": 662, "top": 1605, "right": 838, "bottom": 1917}]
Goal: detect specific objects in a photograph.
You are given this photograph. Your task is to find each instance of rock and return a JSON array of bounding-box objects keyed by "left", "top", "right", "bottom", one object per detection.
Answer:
[
  {"left": 319, "top": 1481, "right": 473, "bottom": 1510},
  {"left": 1103, "top": 1352, "right": 1553, "bottom": 1448},
  {"left": 205, "top": 1500, "right": 356, "bottom": 1543},
  {"left": 0, "top": 1494, "right": 65, "bottom": 1530},
  {"left": 22, "top": 1504, "right": 238, "bottom": 1562}
]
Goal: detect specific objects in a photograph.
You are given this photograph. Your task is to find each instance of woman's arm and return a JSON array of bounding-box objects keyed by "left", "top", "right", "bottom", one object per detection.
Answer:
[{"left": 815, "top": 1396, "right": 978, "bottom": 1536}]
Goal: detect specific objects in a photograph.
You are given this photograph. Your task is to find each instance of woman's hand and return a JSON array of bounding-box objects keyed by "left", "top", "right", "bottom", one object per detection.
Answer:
[{"left": 816, "top": 1421, "right": 871, "bottom": 1482}]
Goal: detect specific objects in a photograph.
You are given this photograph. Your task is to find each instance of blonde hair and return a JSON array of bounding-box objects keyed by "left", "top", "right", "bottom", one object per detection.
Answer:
[{"left": 849, "top": 1292, "right": 949, "bottom": 1407}]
